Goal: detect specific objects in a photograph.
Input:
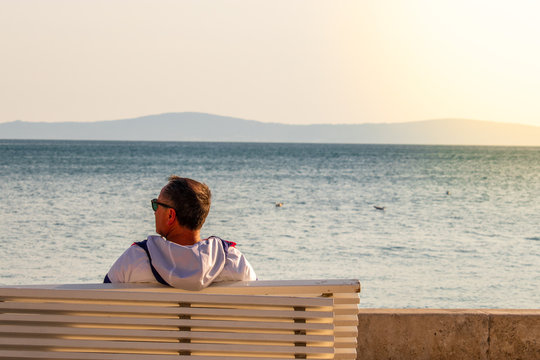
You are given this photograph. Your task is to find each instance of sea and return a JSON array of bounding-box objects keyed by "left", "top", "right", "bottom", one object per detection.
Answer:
[{"left": 0, "top": 140, "right": 538, "bottom": 309}]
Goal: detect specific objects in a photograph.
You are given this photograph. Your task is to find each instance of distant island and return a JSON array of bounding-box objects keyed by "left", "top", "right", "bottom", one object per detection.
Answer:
[{"left": 1, "top": 112, "right": 539, "bottom": 146}]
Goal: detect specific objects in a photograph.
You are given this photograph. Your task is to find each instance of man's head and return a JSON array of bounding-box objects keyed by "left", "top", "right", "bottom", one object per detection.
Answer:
[{"left": 158, "top": 175, "right": 211, "bottom": 231}]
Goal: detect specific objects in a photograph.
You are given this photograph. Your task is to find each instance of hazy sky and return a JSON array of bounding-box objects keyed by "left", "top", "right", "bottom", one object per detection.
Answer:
[{"left": 1, "top": 0, "right": 539, "bottom": 126}]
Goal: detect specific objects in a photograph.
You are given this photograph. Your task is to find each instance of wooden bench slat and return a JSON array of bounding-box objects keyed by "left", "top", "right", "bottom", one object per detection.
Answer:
[
  {"left": 0, "top": 350, "right": 182, "bottom": 360},
  {"left": 193, "top": 279, "right": 361, "bottom": 295},
  {"left": 2, "top": 279, "right": 360, "bottom": 296},
  {"left": 0, "top": 349, "right": 317, "bottom": 360},
  {"left": 0, "top": 313, "right": 334, "bottom": 331},
  {"left": 333, "top": 299, "right": 360, "bottom": 306},
  {"left": 0, "top": 336, "right": 334, "bottom": 355},
  {"left": 334, "top": 315, "right": 360, "bottom": 326},
  {"left": 0, "top": 302, "right": 333, "bottom": 320},
  {"left": 0, "top": 288, "right": 333, "bottom": 308},
  {"left": 334, "top": 337, "right": 358, "bottom": 347},
  {"left": 0, "top": 325, "right": 334, "bottom": 343},
  {"left": 334, "top": 326, "right": 358, "bottom": 338},
  {"left": 334, "top": 307, "right": 361, "bottom": 316},
  {"left": 334, "top": 346, "right": 358, "bottom": 359}
]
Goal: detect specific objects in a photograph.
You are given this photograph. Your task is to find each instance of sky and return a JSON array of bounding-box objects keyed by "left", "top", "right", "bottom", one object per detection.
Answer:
[{"left": 1, "top": 0, "right": 539, "bottom": 126}]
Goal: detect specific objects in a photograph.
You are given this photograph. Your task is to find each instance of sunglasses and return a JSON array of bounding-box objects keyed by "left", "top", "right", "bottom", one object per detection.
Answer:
[{"left": 151, "top": 198, "right": 174, "bottom": 212}]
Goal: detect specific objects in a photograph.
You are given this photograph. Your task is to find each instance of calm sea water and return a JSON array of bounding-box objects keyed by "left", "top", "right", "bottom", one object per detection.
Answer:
[{"left": 0, "top": 140, "right": 538, "bottom": 308}]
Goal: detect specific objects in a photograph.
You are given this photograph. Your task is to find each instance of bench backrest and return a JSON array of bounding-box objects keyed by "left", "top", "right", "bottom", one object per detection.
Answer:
[{"left": 0, "top": 279, "right": 360, "bottom": 359}]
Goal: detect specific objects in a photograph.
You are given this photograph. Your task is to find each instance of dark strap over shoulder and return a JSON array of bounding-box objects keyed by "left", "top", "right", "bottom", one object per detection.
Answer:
[
  {"left": 219, "top": 238, "right": 236, "bottom": 254},
  {"left": 134, "top": 240, "right": 171, "bottom": 287}
]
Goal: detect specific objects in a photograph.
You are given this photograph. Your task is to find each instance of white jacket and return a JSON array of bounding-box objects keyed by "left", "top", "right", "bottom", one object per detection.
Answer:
[{"left": 105, "top": 235, "right": 257, "bottom": 290}]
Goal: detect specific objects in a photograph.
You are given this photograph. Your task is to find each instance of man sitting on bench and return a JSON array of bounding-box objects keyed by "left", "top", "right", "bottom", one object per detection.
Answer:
[{"left": 104, "top": 175, "right": 257, "bottom": 290}]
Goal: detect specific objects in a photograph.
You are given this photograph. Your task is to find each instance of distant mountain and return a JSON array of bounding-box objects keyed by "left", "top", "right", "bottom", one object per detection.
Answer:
[{"left": 1, "top": 112, "right": 539, "bottom": 145}]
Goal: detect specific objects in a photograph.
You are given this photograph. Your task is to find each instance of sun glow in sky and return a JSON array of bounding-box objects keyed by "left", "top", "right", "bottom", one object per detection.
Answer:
[{"left": 1, "top": 0, "right": 539, "bottom": 126}]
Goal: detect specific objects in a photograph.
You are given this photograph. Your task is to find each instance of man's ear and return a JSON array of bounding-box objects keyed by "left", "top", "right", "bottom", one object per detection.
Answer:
[{"left": 167, "top": 208, "right": 176, "bottom": 225}]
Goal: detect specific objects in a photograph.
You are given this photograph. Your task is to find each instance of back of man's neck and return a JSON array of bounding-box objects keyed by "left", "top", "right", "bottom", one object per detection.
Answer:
[{"left": 165, "top": 228, "right": 201, "bottom": 246}]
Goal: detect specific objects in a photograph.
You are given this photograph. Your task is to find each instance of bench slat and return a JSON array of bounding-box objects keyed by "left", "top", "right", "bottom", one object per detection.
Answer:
[
  {"left": 0, "top": 349, "right": 324, "bottom": 360},
  {"left": 0, "top": 325, "right": 334, "bottom": 343},
  {"left": 334, "top": 346, "right": 358, "bottom": 360},
  {"left": 334, "top": 326, "right": 358, "bottom": 338},
  {"left": 0, "top": 288, "right": 332, "bottom": 308},
  {"left": 0, "top": 302, "right": 334, "bottom": 320},
  {"left": 334, "top": 307, "right": 361, "bottom": 316},
  {"left": 334, "top": 337, "right": 357, "bottom": 347},
  {"left": 334, "top": 315, "right": 360, "bottom": 326},
  {"left": 15, "top": 279, "right": 359, "bottom": 293},
  {"left": 0, "top": 313, "right": 334, "bottom": 331},
  {"left": 0, "top": 337, "right": 334, "bottom": 354}
]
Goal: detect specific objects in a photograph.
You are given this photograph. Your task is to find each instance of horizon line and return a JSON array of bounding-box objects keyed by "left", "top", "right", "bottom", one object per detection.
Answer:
[{"left": 2, "top": 112, "right": 539, "bottom": 128}]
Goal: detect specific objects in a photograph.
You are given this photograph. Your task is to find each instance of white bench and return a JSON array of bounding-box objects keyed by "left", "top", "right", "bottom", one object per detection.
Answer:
[{"left": 0, "top": 279, "right": 360, "bottom": 359}]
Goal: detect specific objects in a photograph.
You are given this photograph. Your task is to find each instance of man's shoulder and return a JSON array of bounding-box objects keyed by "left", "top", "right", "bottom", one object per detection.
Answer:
[
  {"left": 205, "top": 236, "right": 240, "bottom": 255},
  {"left": 206, "top": 236, "right": 237, "bottom": 246},
  {"left": 120, "top": 241, "right": 149, "bottom": 259},
  {"left": 105, "top": 240, "right": 151, "bottom": 283}
]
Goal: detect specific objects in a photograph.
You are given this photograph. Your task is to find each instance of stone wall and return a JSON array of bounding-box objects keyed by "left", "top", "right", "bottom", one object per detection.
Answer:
[{"left": 356, "top": 309, "right": 540, "bottom": 360}]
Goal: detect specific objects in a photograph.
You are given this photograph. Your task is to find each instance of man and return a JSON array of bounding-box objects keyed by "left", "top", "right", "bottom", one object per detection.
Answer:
[{"left": 104, "top": 176, "right": 256, "bottom": 290}]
